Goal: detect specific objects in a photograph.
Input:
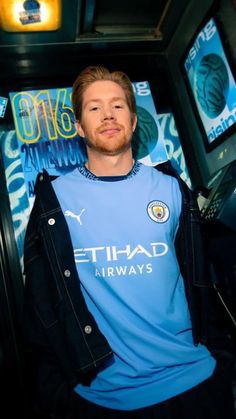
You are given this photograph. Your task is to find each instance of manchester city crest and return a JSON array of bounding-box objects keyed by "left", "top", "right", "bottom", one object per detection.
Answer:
[{"left": 147, "top": 200, "right": 169, "bottom": 223}]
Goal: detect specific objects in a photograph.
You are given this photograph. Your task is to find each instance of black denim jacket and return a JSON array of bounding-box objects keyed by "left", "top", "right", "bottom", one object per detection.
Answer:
[{"left": 22, "top": 161, "right": 215, "bottom": 418}]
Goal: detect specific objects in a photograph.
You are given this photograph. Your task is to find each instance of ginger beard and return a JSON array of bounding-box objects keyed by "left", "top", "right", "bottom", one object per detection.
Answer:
[{"left": 81, "top": 118, "right": 136, "bottom": 156}]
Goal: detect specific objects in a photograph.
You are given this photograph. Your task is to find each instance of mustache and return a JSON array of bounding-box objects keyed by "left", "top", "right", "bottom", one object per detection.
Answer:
[{"left": 97, "top": 122, "right": 122, "bottom": 132}]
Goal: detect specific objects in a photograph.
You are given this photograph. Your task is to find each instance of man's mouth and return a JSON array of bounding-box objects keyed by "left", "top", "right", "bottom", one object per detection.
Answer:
[{"left": 99, "top": 126, "right": 121, "bottom": 135}]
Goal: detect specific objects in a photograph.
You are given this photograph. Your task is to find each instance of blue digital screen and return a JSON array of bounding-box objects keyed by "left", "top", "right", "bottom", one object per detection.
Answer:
[
  {"left": 184, "top": 18, "right": 236, "bottom": 151},
  {"left": 0, "top": 96, "right": 8, "bottom": 118}
]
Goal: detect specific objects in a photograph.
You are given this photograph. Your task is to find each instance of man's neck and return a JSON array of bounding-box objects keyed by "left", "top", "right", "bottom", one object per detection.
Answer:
[{"left": 85, "top": 149, "right": 134, "bottom": 176}]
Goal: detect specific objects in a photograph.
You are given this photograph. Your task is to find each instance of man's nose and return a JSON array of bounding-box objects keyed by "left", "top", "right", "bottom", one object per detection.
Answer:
[{"left": 101, "top": 106, "right": 115, "bottom": 120}]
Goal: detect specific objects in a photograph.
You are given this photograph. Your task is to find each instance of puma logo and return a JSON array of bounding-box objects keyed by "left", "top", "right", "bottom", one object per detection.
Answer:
[{"left": 64, "top": 209, "right": 85, "bottom": 225}]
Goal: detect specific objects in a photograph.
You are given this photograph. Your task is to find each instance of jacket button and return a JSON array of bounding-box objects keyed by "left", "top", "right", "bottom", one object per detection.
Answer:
[
  {"left": 64, "top": 269, "right": 71, "bottom": 277},
  {"left": 48, "top": 218, "right": 55, "bottom": 225},
  {"left": 84, "top": 325, "right": 92, "bottom": 334}
]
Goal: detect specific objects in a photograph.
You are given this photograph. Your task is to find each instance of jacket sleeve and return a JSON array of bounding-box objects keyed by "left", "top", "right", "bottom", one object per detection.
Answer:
[
  {"left": 156, "top": 161, "right": 235, "bottom": 370},
  {"left": 23, "top": 299, "right": 74, "bottom": 419},
  {"left": 23, "top": 199, "right": 76, "bottom": 419},
  {"left": 22, "top": 176, "right": 112, "bottom": 418},
  {"left": 178, "top": 176, "right": 235, "bottom": 372}
]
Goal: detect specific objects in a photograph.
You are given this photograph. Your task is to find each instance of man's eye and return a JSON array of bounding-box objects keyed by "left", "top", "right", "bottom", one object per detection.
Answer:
[
  {"left": 113, "top": 104, "right": 123, "bottom": 109},
  {"left": 90, "top": 106, "right": 99, "bottom": 111}
]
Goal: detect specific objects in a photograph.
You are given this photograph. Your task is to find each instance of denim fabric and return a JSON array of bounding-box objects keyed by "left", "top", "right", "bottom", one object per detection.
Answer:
[{"left": 22, "top": 162, "right": 222, "bottom": 418}]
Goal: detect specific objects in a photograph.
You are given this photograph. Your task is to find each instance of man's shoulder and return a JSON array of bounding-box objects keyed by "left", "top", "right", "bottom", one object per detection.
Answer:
[
  {"left": 35, "top": 168, "right": 79, "bottom": 188},
  {"left": 33, "top": 169, "right": 55, "bottom": 194},
  {"left": 154, "top": 160, "right": 178, "bottom": 177}
]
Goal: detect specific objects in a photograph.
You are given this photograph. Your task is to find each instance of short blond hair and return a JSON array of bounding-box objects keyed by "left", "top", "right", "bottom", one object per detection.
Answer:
[{"left": 71, "top": 66, "right": 137, "bottom": 121}]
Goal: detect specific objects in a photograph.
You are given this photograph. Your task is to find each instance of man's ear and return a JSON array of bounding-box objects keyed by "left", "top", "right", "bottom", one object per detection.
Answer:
[{"left": 75, "top": 120, "right": 85, "bottom": 138}]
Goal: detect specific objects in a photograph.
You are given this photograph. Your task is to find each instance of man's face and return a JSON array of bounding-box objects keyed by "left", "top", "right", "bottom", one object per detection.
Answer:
[{"left": 75, "top": 80, "right": 137, "bottom": 156}]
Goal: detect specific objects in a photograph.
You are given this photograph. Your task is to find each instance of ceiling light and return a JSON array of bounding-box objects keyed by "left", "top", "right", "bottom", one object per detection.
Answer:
[{"left": 0, "top": 0, "right": 61, "bottom": 32}]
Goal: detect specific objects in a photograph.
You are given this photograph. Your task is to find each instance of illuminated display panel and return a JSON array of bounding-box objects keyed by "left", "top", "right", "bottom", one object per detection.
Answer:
[
  {"left": 183, "top": 18, "right": 236, "bottom": 152},
  {"left": 0, "top": 0, "right": 61, "bottom": 32}
]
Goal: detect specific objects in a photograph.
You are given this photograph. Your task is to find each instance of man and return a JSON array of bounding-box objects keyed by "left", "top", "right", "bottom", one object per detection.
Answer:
[{"left": 23, "top": 66, "right": 235, "bottom": 419}]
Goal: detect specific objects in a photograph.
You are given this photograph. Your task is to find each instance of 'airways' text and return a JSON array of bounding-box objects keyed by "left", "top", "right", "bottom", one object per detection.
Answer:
[{"left": 95, "top": 263, "right": 153, "bottom": 278}]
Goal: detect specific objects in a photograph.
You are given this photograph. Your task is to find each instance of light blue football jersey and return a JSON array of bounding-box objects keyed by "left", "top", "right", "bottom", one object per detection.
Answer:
[{"left": 52, "top": 162, "right": 215, "bottom": 410}]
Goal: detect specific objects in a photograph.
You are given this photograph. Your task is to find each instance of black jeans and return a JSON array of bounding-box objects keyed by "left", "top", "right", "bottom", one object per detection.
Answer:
[{"left": 68, "top": 362, "right": 236, "bottom": 419}]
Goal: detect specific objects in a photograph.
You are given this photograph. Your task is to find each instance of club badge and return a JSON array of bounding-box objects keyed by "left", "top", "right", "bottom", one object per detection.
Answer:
[{"left": 147, "top": 200, "right": 169, "bottom": 223}]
